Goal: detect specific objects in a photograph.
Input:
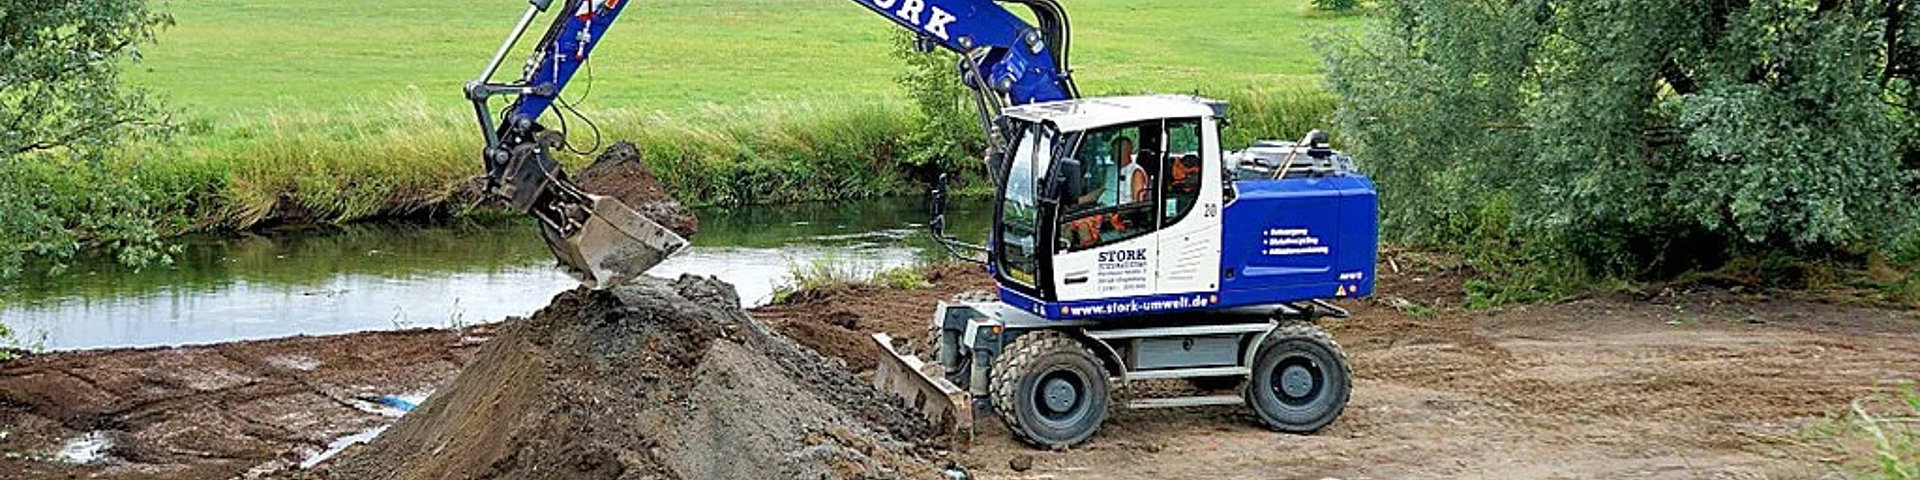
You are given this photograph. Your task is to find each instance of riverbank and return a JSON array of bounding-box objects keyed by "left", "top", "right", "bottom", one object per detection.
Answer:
[
  {"left": 0, "top": 87, "right": 1334, "bottom": 278},
  {"left": 3, "top": 260, "right": 1915, "bottom": 479}
]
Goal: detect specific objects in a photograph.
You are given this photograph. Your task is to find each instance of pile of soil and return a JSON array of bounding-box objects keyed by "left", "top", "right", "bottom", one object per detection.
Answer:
[
  {"left": 321, "top": 275, "right": 942, "bottom": 480},
  {"left": 756, "top": 263, "right": 998, "bottom": 372},
  {"left": 575, "top": 141, "right": 700, "bottom": 238}
]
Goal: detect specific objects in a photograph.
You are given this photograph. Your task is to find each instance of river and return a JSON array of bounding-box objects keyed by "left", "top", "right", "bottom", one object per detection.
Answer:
[{"left": 0, "top": 198, "right": 991, "bottom": 351}]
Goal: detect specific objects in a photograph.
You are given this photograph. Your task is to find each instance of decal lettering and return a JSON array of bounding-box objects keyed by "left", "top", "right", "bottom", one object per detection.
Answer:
[
  {"left": 1262, "top": 228, "right": 1330, "bottom": 256},
  {"left": 1059, "top": 293, "right": 1216, "bottom": 317},
  {"left": 924, "top": 8, "right": 956, "bottom": 40},
  {"left": 863, "top": 0, "right": 955, "bottom": 41},
  {"left": 1091, "top": 248, "right": 1151, "bottom": 293},
  {"left": 895, "top": 0, "right": 926, "bottom": 24}
]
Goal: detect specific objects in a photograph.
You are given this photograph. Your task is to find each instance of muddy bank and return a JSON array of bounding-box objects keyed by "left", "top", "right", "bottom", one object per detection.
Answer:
[
  {"left": 0, "top": 326, "right": 496, "bottom": 480},
  {"left": 4, "top": 259, "right": 1917, "bottom": 479},
  {"left": 320, "top": 275, "right": 940, "bottom": 480},
  {"left": 754, "top": 263, "right": 997, "bottom": 372}
]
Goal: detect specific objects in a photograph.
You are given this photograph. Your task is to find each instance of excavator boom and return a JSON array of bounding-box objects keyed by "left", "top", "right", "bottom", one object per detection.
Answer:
[{"left": 464, "top": 0, "right": 1076, "bottom": 288}]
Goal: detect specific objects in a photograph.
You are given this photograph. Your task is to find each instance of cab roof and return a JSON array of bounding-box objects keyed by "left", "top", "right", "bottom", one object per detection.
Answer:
[{"left": 1002, "top": 94, "right": 1226, "bottom": 132}]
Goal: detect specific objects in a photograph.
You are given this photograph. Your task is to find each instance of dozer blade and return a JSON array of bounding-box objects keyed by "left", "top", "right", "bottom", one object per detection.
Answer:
[
  {"left": 537, "top": 194, "right": 690, "bottom": 289},
  {"left": 871, "top": 333, "right": 973, "bottom": 437}
]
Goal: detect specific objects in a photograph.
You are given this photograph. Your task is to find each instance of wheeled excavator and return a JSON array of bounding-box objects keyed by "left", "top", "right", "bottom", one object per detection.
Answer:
[{"left": 466, "top": 0, "right": 1378, "bottom": 449}]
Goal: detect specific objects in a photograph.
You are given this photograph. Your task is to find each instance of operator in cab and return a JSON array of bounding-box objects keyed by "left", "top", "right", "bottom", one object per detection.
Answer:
[{"left": 1064, "top": 135, "right": 1154, "bottom": 248}]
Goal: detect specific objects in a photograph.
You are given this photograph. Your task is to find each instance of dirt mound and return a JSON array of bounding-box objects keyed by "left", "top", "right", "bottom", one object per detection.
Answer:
[
  {"left": 321, "top": 275, "right": 940, "bottom": 480},
  {"left": 575, "top": 141, "right": 700, "bottom": 238},
  {"left": 756, "top": 263, "right": 998, "bottom": 372}
]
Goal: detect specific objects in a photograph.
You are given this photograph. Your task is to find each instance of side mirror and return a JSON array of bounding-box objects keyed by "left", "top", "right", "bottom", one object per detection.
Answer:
[{"left": 1048, "top": 158, "right": 1084, "bottom": 204}]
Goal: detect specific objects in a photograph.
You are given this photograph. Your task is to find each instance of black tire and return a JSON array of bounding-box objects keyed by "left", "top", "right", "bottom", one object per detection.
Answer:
[
  {"left": 1245, "top": 321, "right": 1350, "bottom": 433},
  {"left": 991, "top": 331, "right": 1110, "bottom": 449}
]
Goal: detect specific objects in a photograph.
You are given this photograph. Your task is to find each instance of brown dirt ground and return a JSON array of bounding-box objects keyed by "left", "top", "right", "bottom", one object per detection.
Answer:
[
  {"left": 754, "top": 253, "right": 1920, "bottom": 480},
  {"left": 0, "top": 326, "right": 497, "bottom": 480},
  {"left": 754, "top": 263, "right": 999, "bottom": 372},
  {"left": 4, "top": 255, "right": 1917, "bottom": 479}
]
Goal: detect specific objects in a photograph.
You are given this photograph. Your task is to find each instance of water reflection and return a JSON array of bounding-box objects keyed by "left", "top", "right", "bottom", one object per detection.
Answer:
[{"left": 1, "top": 198, "right": 990, "bottom": 351}]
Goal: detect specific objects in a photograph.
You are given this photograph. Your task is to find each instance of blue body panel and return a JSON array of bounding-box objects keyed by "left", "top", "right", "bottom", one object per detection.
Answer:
[
  {"left": 1217, "top": 176, "right": 1378, "bottom": 307},
  {"left": 1007, "top": 175, "right": 1378, "bottom": 321}
]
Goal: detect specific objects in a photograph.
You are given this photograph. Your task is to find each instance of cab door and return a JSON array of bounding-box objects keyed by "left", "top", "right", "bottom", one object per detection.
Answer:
[
  {"left": 1050, "top": 121, "right": 1160, "bottom": 302},
  {"left": 1152, "top": 117, "right": 1223, "bottom": 295}
]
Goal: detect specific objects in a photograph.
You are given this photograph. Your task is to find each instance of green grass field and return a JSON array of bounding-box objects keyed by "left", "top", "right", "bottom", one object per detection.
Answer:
[
  {"left": 80, "top": 0, "right": 1363, "bottom": 235},
  {"left": 134, "top": 0, "right": 1362, "bottom": 119}
]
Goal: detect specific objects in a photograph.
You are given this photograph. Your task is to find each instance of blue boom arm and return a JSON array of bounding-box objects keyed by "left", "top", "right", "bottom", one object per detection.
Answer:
[
  {"left": 462, "top": 0, "right": 1076, "bottom": 281},
  {"left": 478, "top": 0, "right": 1077, "bottom": 145}
]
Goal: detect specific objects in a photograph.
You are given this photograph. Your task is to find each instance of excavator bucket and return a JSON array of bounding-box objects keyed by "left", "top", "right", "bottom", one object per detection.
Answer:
[
  {"left": 536, "top": 194, "right": 690, "bottom": 289},
  {"left": 495, "top": 138, "right": 688, "bottom": 289},
  {"left": 870, "top": 333, "right": 973, "bottom": 437}
]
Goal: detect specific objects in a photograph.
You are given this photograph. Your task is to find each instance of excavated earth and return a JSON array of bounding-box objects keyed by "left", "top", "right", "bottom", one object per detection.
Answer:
[
  {"left": 318, "top": 275, "right": 941, "bottom": 480},
  {"left": 2, "top": 255, "right": 1917, "bottom": 479},
  {"left": 575, "top": 141, "right": 700, "bottom": 239}
]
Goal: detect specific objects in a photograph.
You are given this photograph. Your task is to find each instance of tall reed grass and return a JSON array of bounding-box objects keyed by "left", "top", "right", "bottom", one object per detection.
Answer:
[{"left": 42, "top": 86, "right": 1339, "bottom": 241}]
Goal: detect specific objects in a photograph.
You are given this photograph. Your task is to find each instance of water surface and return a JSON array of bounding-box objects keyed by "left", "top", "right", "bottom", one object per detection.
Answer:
[{"left": 1, "top": 198, "right": 989, "bottom": 351}]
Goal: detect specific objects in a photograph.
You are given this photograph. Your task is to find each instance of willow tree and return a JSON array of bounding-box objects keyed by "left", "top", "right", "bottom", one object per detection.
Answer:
[
  {"left": 1324, "top": 0, "right": 1917, "bottom": 282},
  {"left": 0, "top": 1, "right": 174, "bottom": 278}
]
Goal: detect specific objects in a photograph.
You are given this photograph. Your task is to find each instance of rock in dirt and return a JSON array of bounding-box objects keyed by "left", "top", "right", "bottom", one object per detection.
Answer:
[
  {"left": 575, "top": 141, "right": 700, "bottom": 238},
  {"left": 321, "top": 275, "right": 940, "bottom": 480},
  {"left": 1007, "top": 454, "right": 1034, "bottom": 472}
]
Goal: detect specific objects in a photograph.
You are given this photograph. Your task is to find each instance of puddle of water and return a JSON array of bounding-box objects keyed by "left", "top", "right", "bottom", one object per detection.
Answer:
[
  {"left": 57, "top": 431, "right": 112, "bottom": 465},
  {"left": 1, "top": 198, "right": 990, "bottom": 351},
  {"left": 300, "top": 425, "right": 389, "bottom": 469}
]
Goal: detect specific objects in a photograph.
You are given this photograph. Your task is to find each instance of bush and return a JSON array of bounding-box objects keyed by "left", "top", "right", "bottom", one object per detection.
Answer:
[
  {"left": 1322, "top": 0, "right": 1919, "bottom": 293},
  {"left": 890, "top": 30, "right": 990, "bottom": 191},
  {"left": 0, "top": 0, "right": 176, "bottom": 278},
  {"left": 1312, "top": 0, "right": 1361, "bottom": 13}
]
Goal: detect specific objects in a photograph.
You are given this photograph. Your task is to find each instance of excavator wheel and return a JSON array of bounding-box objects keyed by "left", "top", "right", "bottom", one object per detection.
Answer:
[
  {"left": 991, "top": 330, "right": 1110, "bottom": 449},
  {"left": 1244, "top": 321, "right": 1350, "bottom": 433}
]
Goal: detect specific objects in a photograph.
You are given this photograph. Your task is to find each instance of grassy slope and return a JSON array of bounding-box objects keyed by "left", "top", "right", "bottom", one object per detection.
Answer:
[{"left": 135, "top": 0, "right": 1359, "bottom": 118}]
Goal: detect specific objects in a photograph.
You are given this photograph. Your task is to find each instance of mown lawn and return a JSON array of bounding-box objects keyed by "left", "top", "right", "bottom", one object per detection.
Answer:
[{"left": 133, "top": 0, "right": 1364, "bottom": 119}]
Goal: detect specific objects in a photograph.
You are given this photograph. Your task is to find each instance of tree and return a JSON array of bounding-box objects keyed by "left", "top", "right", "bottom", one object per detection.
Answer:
[
  {"left": 890, "top": 31, "right": 989, "bottom": 187},
  {"left": 1323, "top": 0, "right": 1918, "bottom": 280},
  {"left": 0, "top": 0, "right": 175, "bottom": 278}
]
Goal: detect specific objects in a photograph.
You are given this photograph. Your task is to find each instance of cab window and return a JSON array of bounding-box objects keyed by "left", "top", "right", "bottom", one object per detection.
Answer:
[
  {"left": 1056, "top": 121, "right": 1161, "bottom": 252},
  {"left": 1160, "top": 118, "right": 1204, "bottom": 224},
  {"left": 997, "top": 124, "right": 1051, "bottom": 287}
]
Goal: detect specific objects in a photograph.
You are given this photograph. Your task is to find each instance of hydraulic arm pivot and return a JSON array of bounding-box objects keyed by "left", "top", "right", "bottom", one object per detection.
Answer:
[{"left": 465, "top": 0, "right": 686, "bottom": 288}]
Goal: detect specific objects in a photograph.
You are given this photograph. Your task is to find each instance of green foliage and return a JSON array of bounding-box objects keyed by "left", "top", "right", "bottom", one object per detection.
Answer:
[
  {"left": 891, "top": 30, "right": 987, "bottom": 179},
  {"left": 1312, "top": 0, "right": 1362, "bottom": 13},
  {"left": 771, "top": 258, "right": 930, "bottom": 304},
  {"left": 0, "top": 0, "right": 176, "bottom": 278},
  {"left": 1323, "top": 0, "right": 1919, "bottom": 293},
  {"left": 1820, "top": 388, "right": 1920, "bottom": 480}
]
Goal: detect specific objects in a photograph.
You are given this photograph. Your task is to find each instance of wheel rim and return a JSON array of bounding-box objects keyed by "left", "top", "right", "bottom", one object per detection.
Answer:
[
  {"left": 1269, "top": 353, "right": 1325, "bottom": 408},
  {"left": 1032, "top": 367, "right": 1091, "bottom": 427}
]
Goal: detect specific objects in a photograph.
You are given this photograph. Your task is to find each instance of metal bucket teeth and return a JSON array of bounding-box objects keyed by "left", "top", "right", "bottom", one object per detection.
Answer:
[{"left": 540, "top": 194, "right": 689, "bottom": 288}]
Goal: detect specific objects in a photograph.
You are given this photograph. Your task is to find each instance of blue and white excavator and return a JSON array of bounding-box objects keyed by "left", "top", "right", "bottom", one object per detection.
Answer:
[{"left": 467, "top": 0, "right": 1378, "bottom": 449}]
